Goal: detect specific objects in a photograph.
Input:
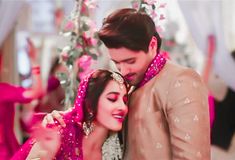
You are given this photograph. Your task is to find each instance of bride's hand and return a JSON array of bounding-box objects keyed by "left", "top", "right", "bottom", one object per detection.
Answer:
[{"left": 42, "top": 110, "right": 66, "bottom": 128}]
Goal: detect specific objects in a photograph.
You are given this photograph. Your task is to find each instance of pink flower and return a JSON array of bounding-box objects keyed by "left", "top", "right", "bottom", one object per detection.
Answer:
[
  {"left": 76, "top": 43, "right": 82, "bottom": 49},
  {"left": 144, "top": 0, "right": 157, "bottom": 5},
  {"left": 76, "top": 55, "right": 95, "bottom": 80},
  {"left": 81, "top": 4, "right": 88, "bottom": 14},
  {"left": 82, "top": 32, "right": 97, "bottom": 46},
  {"left": 88, "top": 38, "right": 98, "bottom": 46},
  {"left": 82, "top": 32, "right": 90, "bottom": 46},
  {"left": 159, "top": 14, "right": 165, "bottom": 20},
  {"left": 64, "top": 20, "right": 75, "bottom": 31},
  {"left": 151, "top": 10, "right": 157, "bottom": 18},
  {"left": 77, "top": 55, "right": 93, "bottom": 70},
  {"left": 84, "top": 0, "right": 97, "bottom": 9},
  {"left": 61, "top": 52, "right": 69, "bottom": 61},
  {"left": 158, "top": 3, "right": 167, "bottom": 8},
  {"left": 132, "top": 1, "right": 140, "bottom": 10}
]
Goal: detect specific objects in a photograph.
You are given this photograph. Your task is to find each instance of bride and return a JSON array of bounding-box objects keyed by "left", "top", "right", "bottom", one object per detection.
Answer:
[{"left": 12, "top": 69, "right": 129, "bottom": 160}]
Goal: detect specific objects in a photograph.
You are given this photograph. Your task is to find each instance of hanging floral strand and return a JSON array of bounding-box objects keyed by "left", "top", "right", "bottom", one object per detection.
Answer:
[{"left": 57, "top": 0, "right": 100, "bottom": 108}]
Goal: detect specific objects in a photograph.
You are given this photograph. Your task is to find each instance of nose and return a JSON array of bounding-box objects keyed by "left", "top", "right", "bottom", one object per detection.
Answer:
[
  {"left": 118, "top": 100, "right": 128, "bottom": 114},
  {"left": 117, "top": 64, "right": 129, "bottom": 77}
]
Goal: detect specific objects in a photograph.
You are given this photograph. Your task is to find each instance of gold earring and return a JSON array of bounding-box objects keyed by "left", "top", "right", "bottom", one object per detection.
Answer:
[{"left": 83, "top": 122, "right": 94, "bottom": 136}]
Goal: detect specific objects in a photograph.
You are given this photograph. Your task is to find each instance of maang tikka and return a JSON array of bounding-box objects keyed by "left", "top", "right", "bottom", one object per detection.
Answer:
[{"left": 111, "top": 72, "right": 125, "bottom": 89}]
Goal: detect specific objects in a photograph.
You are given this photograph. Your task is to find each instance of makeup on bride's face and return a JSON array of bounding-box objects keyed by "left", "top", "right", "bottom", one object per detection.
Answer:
[{"left": 95, "top": 80, "right": 128, "bottom": 131}]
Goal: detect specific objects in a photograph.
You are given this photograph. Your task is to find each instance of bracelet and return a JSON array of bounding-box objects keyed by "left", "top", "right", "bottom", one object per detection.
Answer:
[
  {"left": 32, "top": 66, "right": 40, "bottom": 74},
  {"left": 32, "top": 70, "right": 40, "bottom": 74}
]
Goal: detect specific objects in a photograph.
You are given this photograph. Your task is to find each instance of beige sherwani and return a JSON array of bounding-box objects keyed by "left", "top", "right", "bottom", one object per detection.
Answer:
[{"left": 124, "top": 61, "right": 210, "bottom": 160}]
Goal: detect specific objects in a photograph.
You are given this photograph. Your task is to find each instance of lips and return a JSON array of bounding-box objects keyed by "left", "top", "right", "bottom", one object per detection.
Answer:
[
  {"left": 125, "top": 74, "right": 135, "bottom": 82},
  {"left": 112, "top": 112, "right": 126, "bottom": 123}
]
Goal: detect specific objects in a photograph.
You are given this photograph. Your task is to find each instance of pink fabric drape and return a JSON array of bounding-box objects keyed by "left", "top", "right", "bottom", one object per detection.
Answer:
[{"left": 208, "top": 94, "right": 215, "bottom": 129}]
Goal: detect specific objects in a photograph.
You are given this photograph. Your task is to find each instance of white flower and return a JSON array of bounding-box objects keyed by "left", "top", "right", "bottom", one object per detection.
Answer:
[{"left": 144, "top": 0, "right": 157, "bottom": 5}]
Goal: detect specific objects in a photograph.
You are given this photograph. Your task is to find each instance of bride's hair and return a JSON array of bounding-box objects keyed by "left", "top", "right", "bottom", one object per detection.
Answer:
[{"left": 83, "top": 70, "right": 128, "bottom": 124}]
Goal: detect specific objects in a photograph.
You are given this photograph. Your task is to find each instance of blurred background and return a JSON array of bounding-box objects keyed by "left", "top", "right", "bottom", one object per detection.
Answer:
[{"left": 0, "top": 0, "right": 235, "bottom": 159}]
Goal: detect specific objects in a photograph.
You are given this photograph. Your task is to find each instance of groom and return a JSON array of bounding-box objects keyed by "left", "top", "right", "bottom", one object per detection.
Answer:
[
  {"left": 97, "top": 8, "right": 210, "bottom": 160},
  {"left": 46, "top": 8, "right": 211, "bottom": 160}
]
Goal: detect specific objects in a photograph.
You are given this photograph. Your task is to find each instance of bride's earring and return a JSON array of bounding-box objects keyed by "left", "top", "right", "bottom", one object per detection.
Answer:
[{"left": 83, "top": 121, "right": 94, "bottom": 136}]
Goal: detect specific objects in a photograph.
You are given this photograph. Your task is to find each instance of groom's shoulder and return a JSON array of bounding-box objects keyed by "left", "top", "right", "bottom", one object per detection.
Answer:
[
  {"left": 154, "top": 61, "right": 202, "bottom": 88},
  {"left": 164, "top": 61, "right": 203, "bottom": 86},
  {"left": 166, "top": 61, "right": 190, "bottom": 73},
  {"left": 165, "top": 61, "right": 201, "bottom": 77}
]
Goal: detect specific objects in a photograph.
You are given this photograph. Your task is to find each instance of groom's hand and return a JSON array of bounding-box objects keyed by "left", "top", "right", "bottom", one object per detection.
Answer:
[{"left": 42, "top": 110, "right": 66, "bottom": 128}]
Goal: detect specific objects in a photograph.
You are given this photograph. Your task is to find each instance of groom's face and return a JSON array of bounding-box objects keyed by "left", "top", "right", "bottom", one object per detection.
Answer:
[{"left": 108, "top": 47, "right": 152, "bottom": 86}]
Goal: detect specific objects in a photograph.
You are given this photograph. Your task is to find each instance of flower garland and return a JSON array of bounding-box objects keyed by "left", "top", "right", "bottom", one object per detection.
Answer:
[{"left": 57, "top": 0, "right": 100, "bottom": 108}]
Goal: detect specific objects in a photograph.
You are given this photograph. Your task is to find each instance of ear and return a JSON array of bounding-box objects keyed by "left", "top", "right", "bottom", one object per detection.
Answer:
[{"left": 148, "top": 36, "right": 157, "bottom": 54}]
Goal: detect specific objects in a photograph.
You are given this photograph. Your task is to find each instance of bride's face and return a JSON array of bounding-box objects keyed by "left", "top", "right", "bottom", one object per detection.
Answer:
[{"left": 95, "top": 80, "right": 128, "bottom": 131}]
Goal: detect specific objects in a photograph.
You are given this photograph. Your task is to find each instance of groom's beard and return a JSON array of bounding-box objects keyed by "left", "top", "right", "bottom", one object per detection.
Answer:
[{"left": 124, "top": 73, "right": 143, "bottom": 86}]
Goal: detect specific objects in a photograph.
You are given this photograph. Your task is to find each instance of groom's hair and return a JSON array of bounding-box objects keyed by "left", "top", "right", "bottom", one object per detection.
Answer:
[{"left": 98, "top": 8, "right": 162, "bottom": 54}]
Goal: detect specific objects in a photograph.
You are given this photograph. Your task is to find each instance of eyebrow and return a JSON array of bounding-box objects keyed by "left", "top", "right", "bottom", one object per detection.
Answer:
[
  {"left": 106, "top": 92, "right": 120, "bottom": 96},
  {"left": 111, "top": 58, "right": 135, "bottom": 63}
]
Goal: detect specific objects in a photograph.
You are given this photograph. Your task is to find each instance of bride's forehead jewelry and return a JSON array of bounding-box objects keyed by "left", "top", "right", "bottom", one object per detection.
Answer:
[{"left": 111, "top": 72, "right": 125, "bottom": 89}]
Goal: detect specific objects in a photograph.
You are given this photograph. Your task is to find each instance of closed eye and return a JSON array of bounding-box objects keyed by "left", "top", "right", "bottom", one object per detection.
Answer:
[
  {"left": 111, "top": 58, "right": 135, "bottom": 65},
  {"left": 125, "top": 59, "right": 135, "bottom": 64},
  {"left": 107, "top": 98, "right": 117, "bottom": 102}
]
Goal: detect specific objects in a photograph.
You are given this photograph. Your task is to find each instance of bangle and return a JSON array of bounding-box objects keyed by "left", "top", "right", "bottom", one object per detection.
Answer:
[
  {"left": 32, "top": 66, "right": 40, "bottom": 74},
  {"left": 32, "top": 70, "right": 40, "bottom": 74}
]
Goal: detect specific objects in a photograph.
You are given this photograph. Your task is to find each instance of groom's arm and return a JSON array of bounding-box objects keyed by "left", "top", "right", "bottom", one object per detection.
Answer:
[{"left": 166, "top": 69, "right": 210, "bottom": 160}]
